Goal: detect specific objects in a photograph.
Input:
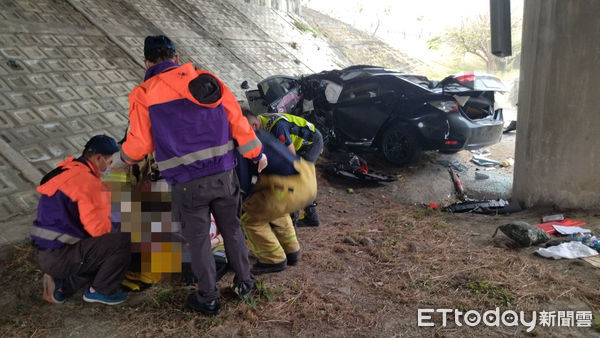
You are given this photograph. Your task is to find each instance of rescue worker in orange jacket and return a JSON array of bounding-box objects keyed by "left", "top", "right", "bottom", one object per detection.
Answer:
[
  {"left": 31, "top": 135, "right": 130, "bottom": 306},
  {"left": 118, "top": 35, "right": 267, "bottom": 316}
]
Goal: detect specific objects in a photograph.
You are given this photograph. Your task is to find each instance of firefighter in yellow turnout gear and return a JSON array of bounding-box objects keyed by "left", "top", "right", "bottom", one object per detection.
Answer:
[
  {"left": 258, "top": 113, "right": 317, "bottom": 155},
  {"left": 249, "top": 113, "right": 324, "bottom": 227},
  {"left": 242, "top": 214, "right": 297, "bottom": 266},
  {"left": 236, "top": 127, "right": 317, "bottom": 274}
]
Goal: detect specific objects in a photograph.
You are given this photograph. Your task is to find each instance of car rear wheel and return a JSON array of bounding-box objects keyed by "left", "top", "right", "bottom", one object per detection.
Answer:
[{"left": 381, "top": 124, "right": 421, "bottom": 166}]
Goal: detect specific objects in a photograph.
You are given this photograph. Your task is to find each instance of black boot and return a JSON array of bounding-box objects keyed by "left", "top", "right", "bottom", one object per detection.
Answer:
[
  {"left": 286, "top": 251, "right": 300, "bottom": 266},
  {"left": 233, "top": 280, "right": 254, "bottom": 301},
  {"left": 296, "top": 202, "right": 320, "bottom": 227},
  {"left": 186, "top": 294, "right": 221, "bottom": 316},
  {"left": 251, "top": 260, "right": 287, "bottom": 275}
]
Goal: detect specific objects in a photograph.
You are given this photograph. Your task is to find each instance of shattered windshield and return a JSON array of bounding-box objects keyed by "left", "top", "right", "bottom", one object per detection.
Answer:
[{"left": 259, "top": 77, "right": 297, "bottom": 104}]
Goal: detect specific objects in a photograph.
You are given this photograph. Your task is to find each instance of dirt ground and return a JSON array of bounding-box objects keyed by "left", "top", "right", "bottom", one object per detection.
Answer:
[{"left": 2, "top": 145, "right": 600, "bottom": 337}]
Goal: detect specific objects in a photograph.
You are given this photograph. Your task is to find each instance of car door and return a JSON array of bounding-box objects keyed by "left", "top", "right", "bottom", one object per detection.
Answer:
[{"left": 332, "top": 78, "right": 396, "bottom": 143}]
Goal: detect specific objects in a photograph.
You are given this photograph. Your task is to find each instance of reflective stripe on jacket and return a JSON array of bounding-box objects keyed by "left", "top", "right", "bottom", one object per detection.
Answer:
[
  {"left": 121, "top": 61, "right": 262, "bottom": 184},
  {"left": 258, "top": 113, "right": 316, "bottom": 151},
  {"left": 31, "top": 157, "right": 111, "bottom": 249}
]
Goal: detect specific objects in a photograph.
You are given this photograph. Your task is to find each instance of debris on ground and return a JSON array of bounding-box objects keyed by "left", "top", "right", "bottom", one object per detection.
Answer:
[
  {"left": 536, "top": 241, "right": 598, "bottom": 259},
  {"left": 447, "top": 167, "right": 467, "bottom": 201},
  {"left": 535, "top": 218, "right": 586, "bottom": 235},
  {"left": 553, "top": 225, "right": 591, "bottom": 235},
  {"left": 581, "top": 255, "right": 600, "bottom": 268},
  {"left": 471, "top": 155, "right": 503, "bottom": 167},
  {"left": 321, "top": 152, "right": 396, "bottom": 183},
  {"left": 474, "top": 172, "right": 489, "bottom": 180},
  {"left": 570, "top": 232, "right": 600, "bottom": 250},
  {"left": 470, "top": 153, "right": 512, "bottom": 168},
  {"left": 446, "top": 199, "right": 521, "bottom": 214},
  {"left": 492, "top": 221, "right": 550, "bottom": 246},
  {"left": 470, "top": 149, "right": 491, "bottom": 156},
  {"left": 436, "top": 159, "right": 468, "bottom": 172},
  {"left": 542, "top": 214, "right": 565, "bottom": 222},
  {"left": 544, "top": 238, "right": 571, "bottom": 247},
  {"left": 502, "top": 158, "right": 514, "bottom": 167}
]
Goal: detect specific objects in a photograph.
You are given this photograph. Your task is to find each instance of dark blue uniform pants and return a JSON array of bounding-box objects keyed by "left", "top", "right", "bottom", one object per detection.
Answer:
[{"left": 171, "top": 169, "right": 253, "bottom": 303}]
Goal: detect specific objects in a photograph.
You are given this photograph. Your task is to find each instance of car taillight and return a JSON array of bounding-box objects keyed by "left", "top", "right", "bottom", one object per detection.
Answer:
[
  {"left": 429, "top": 100, "right": 459, "bottom": 113},
  {"left": 456, "top": 72, "right": 475, "bottom": 83}
]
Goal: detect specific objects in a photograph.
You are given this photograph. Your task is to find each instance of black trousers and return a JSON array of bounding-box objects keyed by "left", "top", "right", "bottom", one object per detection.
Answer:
[
  {"left": 37, "top": 232, "right": 131, "bottom": 296},
  {"left": 172, "top": 169, "right": 253, "bottom": 303}
]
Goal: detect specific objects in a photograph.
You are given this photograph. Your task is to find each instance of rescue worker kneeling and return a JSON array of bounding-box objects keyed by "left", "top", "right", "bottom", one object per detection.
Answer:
[
  {"left": 31, "top": 135, "right": 130, "bottom": 305},
  {"left": 237, "top": 129, "right": 317, "bottom": 274}
]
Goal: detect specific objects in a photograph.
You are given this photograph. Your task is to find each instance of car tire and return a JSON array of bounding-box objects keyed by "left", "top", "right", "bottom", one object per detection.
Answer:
[{"left": 380, "top": 124, "right": 421, "bottom": 166}]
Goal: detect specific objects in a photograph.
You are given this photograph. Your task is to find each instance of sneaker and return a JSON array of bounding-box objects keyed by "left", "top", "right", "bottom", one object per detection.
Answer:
[
  {"left": 250, "top": 260, "right": 287, "bottom": 275},
  {"left": 186, "top": 294, "right": 221, "bottom": 316},
  {"left": 42, "top": 274, "right": 65, "bottom": 304},
  {"left": 233, "top": 281, "right": 254, "bottom": 301},
  {"left": 83, "top": 288, "right": 127, "bottom": 305}
]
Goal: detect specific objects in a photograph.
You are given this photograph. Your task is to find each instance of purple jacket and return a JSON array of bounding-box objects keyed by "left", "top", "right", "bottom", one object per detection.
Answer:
[{"left": 121, "top": 61, "right": 263, "bottom": 184}]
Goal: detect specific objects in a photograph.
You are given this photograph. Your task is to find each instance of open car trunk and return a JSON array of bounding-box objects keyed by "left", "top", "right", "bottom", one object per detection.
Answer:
[
  {"left": 438, "top": 71, "right": 508, "bottom": 121},
  {"left": 453, "top": 91, "right": 497, "bottom": 120}
]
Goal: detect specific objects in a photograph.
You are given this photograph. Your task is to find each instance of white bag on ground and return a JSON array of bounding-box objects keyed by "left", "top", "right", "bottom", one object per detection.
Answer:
[{"left": 537, "top": 241, "right": 598, "bottom": 259}]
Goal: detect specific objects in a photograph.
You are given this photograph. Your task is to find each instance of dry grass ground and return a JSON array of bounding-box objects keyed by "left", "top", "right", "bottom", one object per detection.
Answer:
[{"left": 1, "top": 167, "right": 600, "bottom": 337}]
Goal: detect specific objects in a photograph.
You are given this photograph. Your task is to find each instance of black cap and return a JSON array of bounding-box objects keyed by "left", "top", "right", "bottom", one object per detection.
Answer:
[
  {"left": 84, "top": 135, "right": 119, "bottom": 155},
  {"left": 144, "top": 35, "right": 176, "bottom": 60}
]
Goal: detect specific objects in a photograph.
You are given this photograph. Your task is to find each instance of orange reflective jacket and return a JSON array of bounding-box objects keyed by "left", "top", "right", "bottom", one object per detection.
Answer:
[
  {"left": 121, "top": 62, "right": 262, "bottom": 184},
  {"left": 31, "top": 157, "right": 111, "bottom": 249}
]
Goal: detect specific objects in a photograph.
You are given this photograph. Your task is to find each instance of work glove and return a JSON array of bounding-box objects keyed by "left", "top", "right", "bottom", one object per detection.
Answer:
[{"left": 255, "top": 153, "right": 268, "bottom": 173}]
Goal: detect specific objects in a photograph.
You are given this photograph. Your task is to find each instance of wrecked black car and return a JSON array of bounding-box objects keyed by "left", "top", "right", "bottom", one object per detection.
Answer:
[{"left": 245, "top": 66, "right": 506, "bottom": 166}]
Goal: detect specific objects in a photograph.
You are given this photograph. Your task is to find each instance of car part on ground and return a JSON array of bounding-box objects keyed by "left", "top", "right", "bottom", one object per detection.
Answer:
[
  {"left": 446, "top": 198, "right": 522, "bottom": 214},
  {"left": 448, "top": 167, "right": 467, "bottom": 201},
  {"left": 436, "top": 159, "right": 468, "bottom": 172},
  {"left": 320, "top": 152, "right": 397, "bottom": 183}
]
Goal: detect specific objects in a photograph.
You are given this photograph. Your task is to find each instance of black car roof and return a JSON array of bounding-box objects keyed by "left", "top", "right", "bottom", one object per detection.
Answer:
[
  {"left": 338, "top": 66, "right": 424, "bottom": 81},
  {"left": 331, "top": 66, "right": 433, "bottom": 91}
]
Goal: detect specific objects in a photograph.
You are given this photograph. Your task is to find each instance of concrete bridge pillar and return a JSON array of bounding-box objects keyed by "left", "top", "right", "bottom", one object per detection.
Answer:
[{"left": 513, "top": 0, "right": 600, "bottom": 209}]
